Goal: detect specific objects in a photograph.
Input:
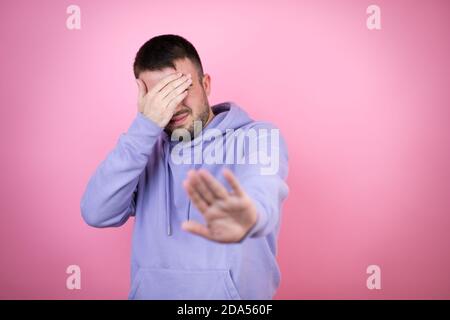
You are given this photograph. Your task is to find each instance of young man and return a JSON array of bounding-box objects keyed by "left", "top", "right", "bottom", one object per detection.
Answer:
[{"left": 80, "top": 34, "right": 289, "bottom": 299}]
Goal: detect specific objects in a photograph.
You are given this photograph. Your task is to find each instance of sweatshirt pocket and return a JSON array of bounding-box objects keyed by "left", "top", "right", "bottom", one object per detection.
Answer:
[{"left": 129, "top": 267, "right": 241, "bottom": 300}]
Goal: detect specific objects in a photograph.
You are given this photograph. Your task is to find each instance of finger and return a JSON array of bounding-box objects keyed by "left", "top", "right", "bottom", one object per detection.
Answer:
[
  {"left": 182, "top": 221, "right": 212, "bottom": 240},
  {"left": 162, "top": 77, "right": 192, "bottom": 104},
  {"left": 166, "top": 90, "right": 188, "bottom": 116},
  {"left": 148, "top": 72, "right": 183, "bottom": 95},
  {"left": 198, "top": 169, "right": 228, "bottom": 199},
  {"left": 186, "top": 170, "right": 216, "bottom": 205},
  {"left": 183, "top": 179, "right": 208, "bottom": 213},
  {"left": 223, "top": 168, "right": 244, "bottom": 196},
  {"left": 159, "top": 74, "right": 192, "bottom": 100}
]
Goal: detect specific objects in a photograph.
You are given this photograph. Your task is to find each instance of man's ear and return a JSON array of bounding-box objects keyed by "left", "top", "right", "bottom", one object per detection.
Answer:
[{"left": 201, "top": 73, "right": 211, "bottom": 97}]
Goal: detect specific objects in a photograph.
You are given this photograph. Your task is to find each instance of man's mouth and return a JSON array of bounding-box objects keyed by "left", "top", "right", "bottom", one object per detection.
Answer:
[{"left": 170, "top": 112, "right": 190, "bottom": 126}]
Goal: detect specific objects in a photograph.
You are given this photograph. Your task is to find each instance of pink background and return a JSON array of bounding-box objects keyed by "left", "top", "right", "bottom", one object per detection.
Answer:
[{"left": 1, "top": 0, "right": 449, "bottom": 299}]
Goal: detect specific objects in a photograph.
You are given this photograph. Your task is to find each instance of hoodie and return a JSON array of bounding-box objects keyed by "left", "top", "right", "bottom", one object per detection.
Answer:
[{"left": 80, "top": 101, "right": 289, "bottom": 299}]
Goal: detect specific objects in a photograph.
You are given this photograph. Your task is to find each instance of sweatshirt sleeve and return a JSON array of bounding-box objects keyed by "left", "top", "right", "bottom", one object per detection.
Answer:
[
  {"left": 234, "top": 123, "right": 289, "bottom": 239},
  {"left": 80, "top": 112, "right": 163, "bottom": 228}
]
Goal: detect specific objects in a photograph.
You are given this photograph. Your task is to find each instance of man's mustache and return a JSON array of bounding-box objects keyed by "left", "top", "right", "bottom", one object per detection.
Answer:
[{"left": 172, "top": 108, "right": 191, "bottom": 118}]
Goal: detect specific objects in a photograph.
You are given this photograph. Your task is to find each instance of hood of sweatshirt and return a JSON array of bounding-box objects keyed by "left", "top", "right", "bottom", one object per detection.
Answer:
[{"left": 159, "top": 101, "right": 254, "bottom": 236}]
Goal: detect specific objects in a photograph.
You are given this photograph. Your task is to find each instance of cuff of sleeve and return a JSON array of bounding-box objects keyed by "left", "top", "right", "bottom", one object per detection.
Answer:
[
  {"left": 245, "top": 200, "right": 269, "bottom": 239},
  {"left": 121, "top": 112, "right": 164, "bottom": 156},
  {"left": 131, "top": 112, "right": 164, "bottom": 136}
]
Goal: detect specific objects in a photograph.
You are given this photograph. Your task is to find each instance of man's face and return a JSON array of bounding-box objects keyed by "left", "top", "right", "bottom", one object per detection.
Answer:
[{"left": 138, "top": 57, "right": 212, "bottom": 138}]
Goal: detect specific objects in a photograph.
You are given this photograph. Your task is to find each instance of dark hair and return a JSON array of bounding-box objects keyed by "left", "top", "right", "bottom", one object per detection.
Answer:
[{"left": 133, "top": 34, "right": 204, "bottom": 79}]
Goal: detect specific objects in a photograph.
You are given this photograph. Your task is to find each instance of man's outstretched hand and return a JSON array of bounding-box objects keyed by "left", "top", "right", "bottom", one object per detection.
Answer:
[{"left": 182, "top": 168, "right": 258, "bottom": 243}]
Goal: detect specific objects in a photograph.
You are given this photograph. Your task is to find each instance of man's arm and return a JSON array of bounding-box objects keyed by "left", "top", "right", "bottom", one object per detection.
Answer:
[
  {"left": 238, "top": 124, "right": 289, "bottom": 238},
  {"left": 80, "top": 72, "right": 193, "bottom": 227},
  {"left": 182, "top": 124, "right": 289, "bottom": 242},
  {"left": 80, "top": 113, "right": 162, "bottom": 227}
]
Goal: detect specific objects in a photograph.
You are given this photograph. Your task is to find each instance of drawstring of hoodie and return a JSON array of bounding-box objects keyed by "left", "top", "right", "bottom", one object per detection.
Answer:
[
  {"left": 186, "top": 162, "right": 202, "bottom": 221},
  {"left": 162, "top": 140, "right": 172, "bottom": 236},
  {"left": 165, "top": 155, "right": 172, "bottom": 236},
  {"left": 162, "top": 135, "right": 203, "bottom": 237}
]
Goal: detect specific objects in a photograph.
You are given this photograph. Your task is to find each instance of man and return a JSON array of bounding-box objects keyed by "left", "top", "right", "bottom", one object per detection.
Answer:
[{"left": 80, "top": 34, "right": 289, "bottom": 299}]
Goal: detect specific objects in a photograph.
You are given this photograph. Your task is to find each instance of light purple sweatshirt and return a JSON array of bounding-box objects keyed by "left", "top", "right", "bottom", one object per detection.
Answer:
[{"left": 80, "top": 102, "right": 289, "bottom": 299}]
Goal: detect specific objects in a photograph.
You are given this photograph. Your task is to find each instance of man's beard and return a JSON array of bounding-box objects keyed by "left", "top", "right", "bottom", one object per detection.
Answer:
[{"left": 164, "top": 103, "right": 210, "bottom": 140}]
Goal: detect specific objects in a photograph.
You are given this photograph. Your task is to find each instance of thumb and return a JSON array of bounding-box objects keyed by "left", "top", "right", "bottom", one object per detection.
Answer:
[{"left": 182, "top": 221, "right": 212, "bottom": 240}]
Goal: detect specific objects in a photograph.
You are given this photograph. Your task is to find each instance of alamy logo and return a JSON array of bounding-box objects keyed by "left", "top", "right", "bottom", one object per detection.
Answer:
[
  {"left": 170, "top": 121, "right": 281, "bottom": 175},
  {"left": 366, "top": 265, "right": 381, "bottom": 290},
  {"left": 366, "top": 5, "right": 381, "bottom": 30},
  {"left": 66, "top": 5, "right": 81, "bottom": 30},
  {"left": 66, "top": 265, "right": 81, "bottom": 290}
]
